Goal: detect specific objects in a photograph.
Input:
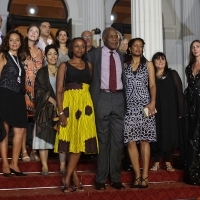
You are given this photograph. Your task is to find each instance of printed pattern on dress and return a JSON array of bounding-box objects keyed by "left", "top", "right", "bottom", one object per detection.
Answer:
[{"left": 123, "top": 62, "right": 156, "bottom": 143}]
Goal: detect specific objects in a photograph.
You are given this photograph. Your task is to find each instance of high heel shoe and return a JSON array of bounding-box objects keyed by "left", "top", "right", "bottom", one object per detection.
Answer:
[
  {"left": 62, "top": 178, "right": 75, "bottom": 193},
  {"left": 140, "top": 176, "right": 148, "bottom": 189},
  {"left": 131, "top": 177, "right": 141, "bottom": 188},
  {"left": 3, "top": 172, "right": 12, "bottom": 177},
  {"left": 10, "top": 168, "right": 27, "bottom": 176},
  {"left": 74, "top": 183, "right": 84, "bottom": 192},
  {"left": 2, "top": 166, "right": 12, "bottom": 177}
]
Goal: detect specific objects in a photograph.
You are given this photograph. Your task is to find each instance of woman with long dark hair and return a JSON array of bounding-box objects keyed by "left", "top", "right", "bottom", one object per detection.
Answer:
[
  {"left": 21, "top": 24, "right": 45, "bottom": 162},
  {"left": 0, "top": 30, "right": 27, "bottom": 176},
  {"left": 55, "top": 28, "right": 70, "bottom": 67},
  {"left": 184, "top": 40, "right": 200, "bottom": 185}
]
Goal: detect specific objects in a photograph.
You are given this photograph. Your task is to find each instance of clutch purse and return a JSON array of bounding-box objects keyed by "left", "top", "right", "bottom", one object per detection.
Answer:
[{"left": 142, "top": 107, "right": 157, "bottom": 117}]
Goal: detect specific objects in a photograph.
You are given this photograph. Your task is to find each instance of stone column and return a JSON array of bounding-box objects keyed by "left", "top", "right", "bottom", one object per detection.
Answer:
[
  {"left": 182, "top": 0, "right": 200, "bottom": 69},
  {"left": 0, "top": 0, "right": 9, "bottom": 35},
  {"left": 131, "top": 0, "right": 163, "bottom": 60},
  {"left": 82, "top": 0, "right": 105, "bottom": 47}
]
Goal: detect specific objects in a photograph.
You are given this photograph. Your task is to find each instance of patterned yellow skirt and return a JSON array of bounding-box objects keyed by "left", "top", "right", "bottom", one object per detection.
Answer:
[{"left": 54, "top": 83, "right": 98, "bottom": 154}]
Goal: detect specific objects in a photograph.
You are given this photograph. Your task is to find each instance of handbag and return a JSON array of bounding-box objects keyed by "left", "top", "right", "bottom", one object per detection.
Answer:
[{"left": 142, "top": 107, "right": 157, "bottom": 117}]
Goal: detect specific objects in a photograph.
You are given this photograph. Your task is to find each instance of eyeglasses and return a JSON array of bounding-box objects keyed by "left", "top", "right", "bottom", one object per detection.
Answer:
[{"left": 82, "top": 36, "right": 92, "bottom": 39}]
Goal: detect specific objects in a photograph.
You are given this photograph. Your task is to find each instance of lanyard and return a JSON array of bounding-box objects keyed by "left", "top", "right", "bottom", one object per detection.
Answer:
[{"left": 8, "top": 51, "right": 21, "bottom": 77}]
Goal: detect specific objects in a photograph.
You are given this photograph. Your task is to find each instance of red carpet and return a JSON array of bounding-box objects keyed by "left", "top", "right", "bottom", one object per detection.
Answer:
[{"left": 0, "top": 149, "right": 200, "bottom": 200}]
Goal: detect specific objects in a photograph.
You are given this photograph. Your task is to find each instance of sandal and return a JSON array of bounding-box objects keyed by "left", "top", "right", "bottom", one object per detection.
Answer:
[
  {"left": 131, "top": 176, "right": 141, "bottom": 188},
  {"left": 166, "top": 165, "right": 175, "bottom": 172},
  {"left": 21, "top": 150, "right": 30, "bottom": 162},
  {"left": 74, "top": 183, "right": 84, "bottom": 192},
  {"left": 30, "top": 150, "right": 40, "bottom": 161},
  {"left": 140, "top": 177, "right": 148, "bottom": 189},
  {"left": 62, "top": 178, "right": 75, "bottom": 193},
  {"left": 150, "top": 165, "right": 159, "bottom": 171}
]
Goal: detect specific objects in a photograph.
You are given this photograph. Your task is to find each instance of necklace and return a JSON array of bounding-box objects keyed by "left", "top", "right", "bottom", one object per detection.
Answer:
[
  {"left": 9, "top": 51, "right": 22, "bottom": 83},
  {"left": 48, "top": 66, "right": 57, "bottom": 77}
]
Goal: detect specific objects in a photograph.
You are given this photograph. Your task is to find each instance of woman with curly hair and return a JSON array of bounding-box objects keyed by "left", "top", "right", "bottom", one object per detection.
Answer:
[{"left": 0, "top": 30, "right": 27, "bottom": 176}]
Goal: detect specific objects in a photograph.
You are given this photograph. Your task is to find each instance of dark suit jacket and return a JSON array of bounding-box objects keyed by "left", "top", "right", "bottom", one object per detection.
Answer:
[{"left": 87, "top": 47, "right": 126, "bottom": 110}]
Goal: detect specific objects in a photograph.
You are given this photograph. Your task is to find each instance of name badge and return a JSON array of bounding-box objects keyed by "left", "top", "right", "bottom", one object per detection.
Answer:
[{"left": 17, "top": 77, "right": 21, "bottom": 83}]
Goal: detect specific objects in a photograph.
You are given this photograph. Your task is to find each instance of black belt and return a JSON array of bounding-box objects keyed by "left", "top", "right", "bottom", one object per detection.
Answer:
[{"left": 100, "top": 89, "right": 123, "bottom": 93}]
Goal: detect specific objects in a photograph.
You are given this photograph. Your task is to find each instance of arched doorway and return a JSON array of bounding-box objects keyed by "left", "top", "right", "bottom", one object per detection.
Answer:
[
  {"left": 6, "top": 0, "right": 72, "bottom": 40},
  {"left": 111, "top": 0, "right": 131, "bottom": 39}
]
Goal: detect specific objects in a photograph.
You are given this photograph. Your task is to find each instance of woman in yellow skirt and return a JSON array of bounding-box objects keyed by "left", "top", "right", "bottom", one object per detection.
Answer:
[{"left": 55, "top": 37, "right": 98, "bottom": 193}]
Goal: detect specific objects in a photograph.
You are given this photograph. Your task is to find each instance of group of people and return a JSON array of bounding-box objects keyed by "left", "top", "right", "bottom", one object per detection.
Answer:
[{"left": 0, "top": 19, "right": 200, "bottom": 193}]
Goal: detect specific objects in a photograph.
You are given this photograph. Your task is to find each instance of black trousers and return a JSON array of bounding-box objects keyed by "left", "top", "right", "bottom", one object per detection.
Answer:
[{"left": 152, "top": 150, "right": 173, "bottom": 162}]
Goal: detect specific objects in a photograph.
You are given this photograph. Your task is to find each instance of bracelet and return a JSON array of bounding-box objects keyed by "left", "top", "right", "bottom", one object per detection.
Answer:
[{"left": 59, "top": 112, "right": 64, "bottom": 116}]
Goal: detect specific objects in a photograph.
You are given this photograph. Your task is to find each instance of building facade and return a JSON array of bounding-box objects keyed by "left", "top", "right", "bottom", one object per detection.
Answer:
[{"left": 0, "top": 0, "right": 200, "bottom": 86}]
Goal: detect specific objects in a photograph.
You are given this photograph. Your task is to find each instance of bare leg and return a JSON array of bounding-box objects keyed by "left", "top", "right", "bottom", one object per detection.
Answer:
[
  {"left": 128, "top": 141, "right": 141, "bottom": 185},
  {"left": 140, "top": 140, "right": 150, "bottom": 186},
  {"left": 39, "top": 149, "right": 49, "bottom": 172},
  {"left": 30, "top": 125, "right": 40, "bottom": 161},
  {"left": 21, "top": 129, "right": 30, "bottom": 161},
  {"left": 10, "top": 127, "right": 25, "bottom": 172},
  {"left": 63, "top": 153, "right": 81, "bottom": 191},
  {"left": 59, "top": 152, "right": 66, "bottom": 173},
  {"left": 64, "top": 152, "right": 80, "bottom": 185},
  {"left": 1, "top": 122, "right": 10, "bottom": 173}
]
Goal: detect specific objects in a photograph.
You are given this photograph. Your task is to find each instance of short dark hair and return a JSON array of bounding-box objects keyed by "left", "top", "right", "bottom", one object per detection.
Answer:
[
  {"left": 102, "top": 27, "right": 116, "bottom": 39},
  {"left": 68, "top": 37, "right": 86, "bottom": 59},
  {"left": 45, "top": 44, "right": 58, "bottom": 56}
]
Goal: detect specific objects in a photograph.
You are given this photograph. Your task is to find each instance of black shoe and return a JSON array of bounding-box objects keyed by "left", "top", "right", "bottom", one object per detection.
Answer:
[
  {"left": 110, "top": 182, "right": 125, "bottom": 190},
  {"left": 123, "top": 164, "right": 133, "bottom": 171},
  {"left": 10, "top": 168, "right": 27, "bottom": 176},
  {"left": 95, "top": 182, "right": 106, "bottom": 190},
  {"left": 140, "top": 177, "right": 148, "bottom": 189},
  {"left": 131, "top": 177, "right": 141, "bottom": 188},
  {"left": 3, "top": 172, "right": 12, "bottom": 177}
]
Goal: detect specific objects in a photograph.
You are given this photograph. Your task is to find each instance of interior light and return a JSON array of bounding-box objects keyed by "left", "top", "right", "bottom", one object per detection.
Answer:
[{"left": 29, "top": 8, "right": 35, "bottom": 15}]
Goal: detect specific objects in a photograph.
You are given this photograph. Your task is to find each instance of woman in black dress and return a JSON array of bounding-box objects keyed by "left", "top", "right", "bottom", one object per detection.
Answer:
[
  {"left": 150, "top": 52, "right": 184, "bottom": 172},
  {"left": 184, "top": 40, "right": 200, "bottom": 185},
  {"left": 0, "top": 30, "right": 27, "bottom": 176}
]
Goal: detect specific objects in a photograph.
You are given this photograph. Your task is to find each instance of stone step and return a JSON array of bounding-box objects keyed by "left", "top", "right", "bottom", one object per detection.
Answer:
[
  {"left": 0, "top": 182, "right": 200, "bottom": 200},
  {"left": 0, "top": 169, "right": 185, "bottom": 189}
]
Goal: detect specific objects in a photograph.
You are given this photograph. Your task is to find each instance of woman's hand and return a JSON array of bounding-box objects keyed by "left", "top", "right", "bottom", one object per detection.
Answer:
[
  {"left": 145, "top": 102, "right": 156, "bottom": 117},
  {"left": 59, "top": 113, "right": 67, "bottom": 127}
]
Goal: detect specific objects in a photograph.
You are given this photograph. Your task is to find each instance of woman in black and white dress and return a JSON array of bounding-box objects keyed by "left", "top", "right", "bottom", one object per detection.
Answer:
[{"left": 124, "top": 38, "right": 156, "bottom": 188}]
